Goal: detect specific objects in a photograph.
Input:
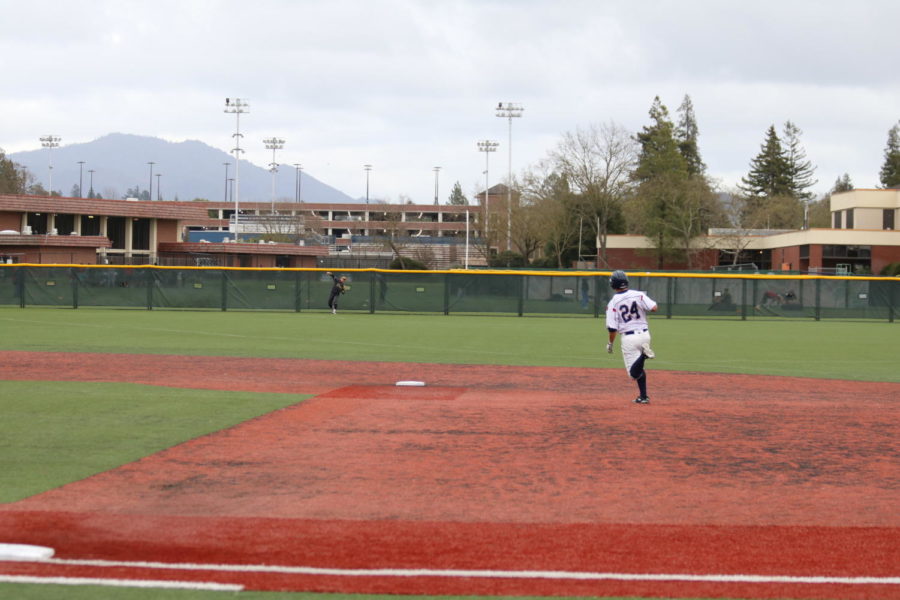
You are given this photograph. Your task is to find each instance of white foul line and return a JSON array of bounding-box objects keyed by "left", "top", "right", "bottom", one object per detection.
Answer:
[
  {"left": 0, "top": 574, "right": 242, "bottom": 591},
  {"left": 39, "top": 558, "right": 900, "bottom": 586}
]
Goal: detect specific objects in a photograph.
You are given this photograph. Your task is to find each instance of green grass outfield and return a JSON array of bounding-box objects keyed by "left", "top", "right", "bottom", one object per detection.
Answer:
[
  {"left": 0, "top": 306, "right": 897, "bottom": 381},
  {"left": 1, "top": 307, "right": 895, "bottom": 600}
]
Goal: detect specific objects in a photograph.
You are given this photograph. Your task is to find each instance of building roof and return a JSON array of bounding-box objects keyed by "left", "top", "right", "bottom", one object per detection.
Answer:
[
  {"left": 0, "top": 233, "right": 111, "bottom": 248},
  {"left": 0, "top": 194, "right": 210, "bottom": 219}
]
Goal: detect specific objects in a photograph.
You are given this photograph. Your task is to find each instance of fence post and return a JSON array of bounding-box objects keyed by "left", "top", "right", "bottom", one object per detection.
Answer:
[
  {"left": 71, "top": 267, "right": 79, "bottom": 309},
  {"left": 740, "top": 279, "right": 747, "bottom": 321},
  {"left": 221, "top": 270, "right": 228, "bottom": 312},
  {"left": 666, "top": 277, "right": 673, "bottom": 319},
  {"left": 17, "top": 266, "right": 25, "bottom": 308},
  {"left": 443, "top": 273, "right": 450, "bottom": 315},
  {"left": 890, "top": 279, "right": 896, "bottom": 323},
  {"left": 592, "top": 276, "right": 601, "bottom": 318},
  {"left": 517, "top": 274, "right": 525, "bottom": 317},
  {"left": 146, "top": 267, "right": 154, "bottom": 310},
  {"left": 294, "top": 270, "right": 302, "bottom": 313},
  {"left": 814, "top": 278, "right": 821, "bottom": 321}
]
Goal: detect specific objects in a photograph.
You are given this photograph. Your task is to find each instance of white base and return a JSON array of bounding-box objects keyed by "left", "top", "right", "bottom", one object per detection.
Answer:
[
  {"left": 0, "top": 543, "right": 55, "bottom": 561},
  {"left": 395, "top": 380, "right": 426, "bottom": 387}
]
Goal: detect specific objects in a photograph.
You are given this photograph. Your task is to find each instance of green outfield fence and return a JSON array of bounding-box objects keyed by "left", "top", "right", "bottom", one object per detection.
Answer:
[{"left": 0, "top": 264, "right": 897, "bottom": 321}]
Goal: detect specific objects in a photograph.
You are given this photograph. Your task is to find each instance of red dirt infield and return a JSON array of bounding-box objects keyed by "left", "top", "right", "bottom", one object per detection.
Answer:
[{"left": 1, "top": 350, "right": 898, "bottom": 599}]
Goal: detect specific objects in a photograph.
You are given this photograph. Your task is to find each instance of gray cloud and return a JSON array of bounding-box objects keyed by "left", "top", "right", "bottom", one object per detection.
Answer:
[{"left": 3, "top": 0, "right": 899, "bottom": 202}]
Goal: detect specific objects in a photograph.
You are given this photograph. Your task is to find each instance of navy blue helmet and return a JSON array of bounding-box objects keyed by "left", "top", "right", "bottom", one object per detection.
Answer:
[{"left": 609, "top": 270, "right": 629, "bottom": 290}]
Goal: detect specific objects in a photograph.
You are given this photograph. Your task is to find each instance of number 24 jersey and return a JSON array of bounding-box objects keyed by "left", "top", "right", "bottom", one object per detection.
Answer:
[{"left": 605, "top": 289, "right": 657, "bottom": 333}]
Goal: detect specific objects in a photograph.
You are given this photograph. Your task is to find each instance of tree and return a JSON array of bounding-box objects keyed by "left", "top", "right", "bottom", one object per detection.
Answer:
[
  {"left": 448, "top": 181, "right": 468, "bottom": 205},
  {"left": 0, "top": 149, "right": 28, "bottom": 194},
  {"left": 739, "top": 125, "right": 792, "bottom": 198},
  {"left": 633, "top": 96, "right": 688, "bottom": 183},
  {"left": 124, "top": 186, "right": 150, "bottom": 201},
  {"left": 520, "top": 167, "right": 579, "bottom": 268},
  {"left": 630, "top": 96, "right": 698, "bottom": 268},
  {"left": 550, "top": 121, "right": 636, "bottom": 267},
  {"left": 879, "top": 121, "right": 900, "bottom": 188},
  {"left": 782, "top": 121, "right": 817, "bottom": 199},
  {"left": 675, "top": 94, "right": 706, "bottom": 176},
  {"left": 831, "top": 173, "right": 854, "bottom": 193}
]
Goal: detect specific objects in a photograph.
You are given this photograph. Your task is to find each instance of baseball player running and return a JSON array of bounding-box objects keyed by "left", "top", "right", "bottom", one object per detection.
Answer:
[{"left": 605, "top": 270, "right": 658, "bottom": 404}]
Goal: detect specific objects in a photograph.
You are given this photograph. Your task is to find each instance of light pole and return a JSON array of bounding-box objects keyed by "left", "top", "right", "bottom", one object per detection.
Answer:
[
  {"left": 364, "top": 164, "right": 372, "bottom": 204},
  {"left": 433, "top": 166, "right": 441, "bottom": 205},
  {"left": 77, "top": 161, "right": 85, "bottom": 198},
  {"left": 293, "top": 164, "right": 303, "bottom": 202},
  {"left": 147, "top": 162, "right": 155, "bottom": 201},
  {"left": 496, "top": 102, "right": 523, "bottom": 251},
  {"left": 263, "top": 137, "right": 285, "bottom": 215},
  {"left": 477, "top": 140, "right": 498, "bottom": 236},
  {"left": 222, "top": 162, "right": 230, "bottom": 202},
  {"left": 156, "top": 173, "right": 162, "bottom": 201},
  {"left": 39, "top": 135, "right": 61, "bottom": 196},
  {"left": 224, "top": 97, "right": 249, "bottom": 241},
  {"left": 88, "top": 169, "right": 95, "bottom": 198}
]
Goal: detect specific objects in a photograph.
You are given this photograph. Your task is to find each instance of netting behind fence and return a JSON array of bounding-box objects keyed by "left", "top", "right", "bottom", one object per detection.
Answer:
[{"left": 0, "top": 265, "right": 897, "bottom": 321}]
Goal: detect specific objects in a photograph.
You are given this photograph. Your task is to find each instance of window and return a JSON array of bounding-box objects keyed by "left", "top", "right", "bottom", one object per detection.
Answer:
[
  {"left": 822, "top": 245, "right": 871, "bottom": 259},
  {"left": 846, "top": 209, "right": 854, "bottom": 229},
  {"left": 81, "top": 215, "right": 100, "bottom": 236},
  {"left": 833, "top": 211, "right": 841, "bottom": 229},
  {"left": 132, "top": 219, "right": 151, "bottom": 250},
  {"left": 107, "top": 217, "right": 126, "bottom": 249},
  {"left": 885, "top": 209, "right": 896, "bottom": 231}
]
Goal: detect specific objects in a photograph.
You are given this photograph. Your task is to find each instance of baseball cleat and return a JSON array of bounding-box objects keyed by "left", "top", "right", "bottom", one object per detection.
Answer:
[
  {"left": 633, "top": 396, "right": 650, "bottom": 404},
  {"left": 641, "top": 342, "right": 655, "bottom": 359}
]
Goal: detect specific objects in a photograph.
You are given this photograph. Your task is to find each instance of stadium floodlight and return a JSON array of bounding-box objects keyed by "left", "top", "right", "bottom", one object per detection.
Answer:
[
  {"left": 39, "top": 135, "right": 61, "bottom": 196},
  {"left": 77, "top": 161, "right": 85, "bottom": 198},
  {"left": 263, "top": 137, "right": 285, "bottom": 214},
  {"left": 495, "top": 102, "right": 523, "bottom": 251},
  {"left": 433, "top": 166, "right": 441, "bottom": 205},
  {"left": 293, "top": 164, "right": 303, "bottom": 202},
  {"left": 147, "top": 162, "right": 155, "bottom": 201},
  {"left": 224, "top": 98, "right": 249, "bottom": 241},
  {"left": 477, "top": 140, "right": 499, "bottom": 235},
  {"left": 364, "top": 164, "right": 372, "bottom": 205}
]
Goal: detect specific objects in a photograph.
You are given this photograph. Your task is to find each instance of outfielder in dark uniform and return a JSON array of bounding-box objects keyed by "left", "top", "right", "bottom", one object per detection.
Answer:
[
  {"left": 326, "top": 272, "right": 347, "bottom": 314},
  {"left": 605, "top": 270, "right": 658, "bottom": 404}
]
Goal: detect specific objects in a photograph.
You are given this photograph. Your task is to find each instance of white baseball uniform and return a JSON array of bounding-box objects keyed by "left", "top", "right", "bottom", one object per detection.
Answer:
[{"left": 605, "top": 288, "right": 657, "bottom": 374}]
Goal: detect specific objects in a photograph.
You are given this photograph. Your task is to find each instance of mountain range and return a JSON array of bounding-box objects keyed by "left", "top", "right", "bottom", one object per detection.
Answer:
[{"left": 9, "top": 133, "right": 356, "bottom": 204}]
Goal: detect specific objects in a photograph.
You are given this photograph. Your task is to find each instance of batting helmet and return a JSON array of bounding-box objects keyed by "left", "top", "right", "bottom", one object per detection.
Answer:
[{"left": 610, "top": 270, "right": 629, "bottom": 290}]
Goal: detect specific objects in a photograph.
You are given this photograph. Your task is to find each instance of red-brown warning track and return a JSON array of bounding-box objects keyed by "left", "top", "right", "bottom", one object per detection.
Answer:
[{"left": 1, "top": 351, "right": 898, "bottom": 599}]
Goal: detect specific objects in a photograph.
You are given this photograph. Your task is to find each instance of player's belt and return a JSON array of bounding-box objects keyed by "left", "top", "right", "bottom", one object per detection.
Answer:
[{"left": 623, "top": 328, "right": 648, "bottom": 335}]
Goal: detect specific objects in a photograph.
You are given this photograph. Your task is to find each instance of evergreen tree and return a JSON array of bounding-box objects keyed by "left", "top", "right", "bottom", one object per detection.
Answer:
[
  {"left": 631, "top": 97, "right": 697, "bottom": 268},
  {"left": 448, "top": 181, "right": 468, "bottom": 205},
  {"left": 831, "top": 173, "right": 853, "bottom": 194},
  {"left": 879, "top": 122, "right": 900, "bottom": 188},
  {"left": 675, "top": 94, "right": 705, "bottom": 176},
  {"left": 739, "top": 125, "right": 792, "bottom": 198},
  {"left": 0, "top": 149, "right": 27, "bottom": 194},
  {"left": 633, "top": 96, "right": 688, "bottom": 183},
  {"left": 782, "top": 121, "right": 817, "bottom": 199}
]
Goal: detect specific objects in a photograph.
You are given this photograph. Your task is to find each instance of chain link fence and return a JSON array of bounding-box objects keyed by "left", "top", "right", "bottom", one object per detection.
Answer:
[{"left": 0, "top": 265, "right": 896, "bottom": 321}]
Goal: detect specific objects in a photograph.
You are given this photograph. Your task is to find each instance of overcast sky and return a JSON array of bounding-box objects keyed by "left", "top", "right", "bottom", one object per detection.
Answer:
[{"left": 3, "top": 0, "right": 899, "bottom": 203}]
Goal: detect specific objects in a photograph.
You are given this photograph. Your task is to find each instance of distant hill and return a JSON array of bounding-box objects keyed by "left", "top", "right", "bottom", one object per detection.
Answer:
[{"left": 9, "top": 133, "right": 356, "bottom": 203}]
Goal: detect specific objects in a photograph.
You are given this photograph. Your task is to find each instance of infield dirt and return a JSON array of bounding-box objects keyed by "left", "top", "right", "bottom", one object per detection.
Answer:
[{"left": 1, "top": 351, "right": 898, "bottom": 599}]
